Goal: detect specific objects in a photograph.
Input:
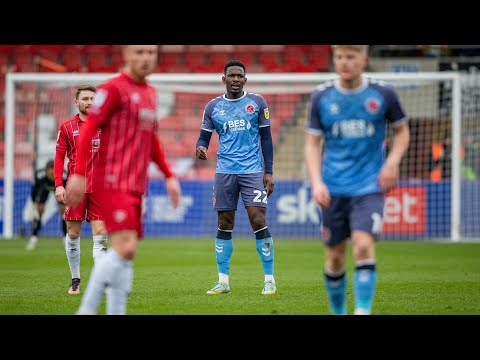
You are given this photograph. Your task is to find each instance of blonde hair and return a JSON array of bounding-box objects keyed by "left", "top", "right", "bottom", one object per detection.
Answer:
[{"left": 332, "top": 45, "right": 369, "bottom": 55}]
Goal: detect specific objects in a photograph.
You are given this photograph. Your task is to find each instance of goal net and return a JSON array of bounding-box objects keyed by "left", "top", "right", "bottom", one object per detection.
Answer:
[{"left": 3, "top": 72, "right": 476, "bottom": 241}]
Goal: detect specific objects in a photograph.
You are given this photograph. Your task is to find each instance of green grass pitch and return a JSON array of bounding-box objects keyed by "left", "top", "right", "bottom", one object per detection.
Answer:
[{"left": 0, "top": 237, "right": 479, "bottom": 315}]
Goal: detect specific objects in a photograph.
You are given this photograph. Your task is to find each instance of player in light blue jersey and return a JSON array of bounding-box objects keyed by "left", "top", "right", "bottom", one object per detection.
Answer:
[
  {"left": 304, "top": 45, "right": 410, "bottom": 314},
  {"left": 196, "top": 60, "right": 276, "bottom": 295}
]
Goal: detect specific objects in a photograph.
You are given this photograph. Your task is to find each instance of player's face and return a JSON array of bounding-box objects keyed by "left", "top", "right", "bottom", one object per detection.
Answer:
[
  {"left": 124, "top": 45, "right": 158, "bottom": 80},
  {"left": 75, "top": 90, "right": 96, "bottom": 115},
  {"left": 223, "top": 66, "right": 247, "bottom": 98},
  {"left": 333, "top": 47, "right": 367, "bottom": 82}
]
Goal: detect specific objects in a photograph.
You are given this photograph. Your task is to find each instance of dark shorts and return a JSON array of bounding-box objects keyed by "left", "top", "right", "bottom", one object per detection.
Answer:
[
  {"left": 213, "top": 172, "right": 267, "bottom": 211},
  {"left": 322, "top": 192, "right": 385, "bottom": 247}
]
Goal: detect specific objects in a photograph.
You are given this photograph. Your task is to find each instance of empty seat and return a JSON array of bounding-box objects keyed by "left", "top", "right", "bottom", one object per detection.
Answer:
[{"left": 86, "top": 53, "right": 108, "bottom": 72}]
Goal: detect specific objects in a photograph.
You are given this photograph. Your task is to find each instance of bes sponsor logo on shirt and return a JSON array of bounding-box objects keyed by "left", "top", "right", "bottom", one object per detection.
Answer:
[{"left": 225, "top": 119, "right": 251, "bottom": 132}]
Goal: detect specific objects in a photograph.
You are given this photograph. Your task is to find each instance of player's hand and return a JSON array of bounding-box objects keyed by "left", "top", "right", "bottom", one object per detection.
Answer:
[
  {"left": 65, "top": 174, "right": 86, "bottom": 207},
  {"left": 55, "top": 186, "right": 66, "bottom": 204},
  {"left": 312, "top": 181, "right": 330, "bottom": 208},
  {"left": 166, "top": 176, "right": 181, "bottom": 209},
  {"left": 264, "top": 173, "right": 274, "bottom": 197},
  {"left": 378, "top": 161, "right": 399, "bottom": 193},
  {"left": 196, "top": 146, "right": 208, "bottom": 160}
]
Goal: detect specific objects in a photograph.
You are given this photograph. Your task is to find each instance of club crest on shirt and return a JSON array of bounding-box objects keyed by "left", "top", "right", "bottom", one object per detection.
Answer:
[
  {"left": 329, "top": 103, "right": 339, "bottom": 115},
  {"left": 91, "top": 138, "right": 101, "bottom": 149},
  {"left": 245, "top": 104, "right": 255, "bottom": 114},
  {"left": 365, "top": 98, "right": 381, "bottom": 114},
  {"left": 264, "top": 108, "right": 270, "bottom": 119},
  {"left": 131, "top": 93, "right": 141, "bottom": 104},
  {"left": 113, "top": 209, "right": 127, "bottom": 223}
]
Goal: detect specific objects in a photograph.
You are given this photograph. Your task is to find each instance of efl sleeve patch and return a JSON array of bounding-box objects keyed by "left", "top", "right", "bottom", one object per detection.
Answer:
[{"left": 264, "top": 108, "right": 270, "bottom": 120}]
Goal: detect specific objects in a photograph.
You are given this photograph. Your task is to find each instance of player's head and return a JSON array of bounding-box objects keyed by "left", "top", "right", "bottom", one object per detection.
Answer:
[
  {"left": 222, "top": 60, "right": 247, "bottom": 98},
  {"left": 75, "top": 85, "right": 96, "bottom": 116},
  {"left": 45, "top": 159, "right": 54, "bottom": 181},
  {"left": 331, "top": 45, "right": 368, "bottom": 82},
  {"left": 121, "top": 45, "right": 158, "bottom": 81}
]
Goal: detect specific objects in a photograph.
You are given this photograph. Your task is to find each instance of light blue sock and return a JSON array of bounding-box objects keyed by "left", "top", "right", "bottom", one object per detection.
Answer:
[
  {"left": 255, "top": 227, "right": 274, "bottom": 276},
  {"left": 215, "top": 232, "right": 233, "bottom": 276},
  {"left": 354, "top": 261, "right": 377, "bottom": 314},
  {"left": 325, "top": 270, "right": 347, "bottom": 315}
]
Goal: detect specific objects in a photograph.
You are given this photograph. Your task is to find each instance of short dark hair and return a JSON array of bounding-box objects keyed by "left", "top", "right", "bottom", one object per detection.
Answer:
[
  {"left": 45, "top": 159, "right": 54, "bottom": 170},
  {"left": 75, "top": 85, "right": 96, "bottom": 100},
  {"left": 224, "top": 60, "right": 246, "bottom": 74}
]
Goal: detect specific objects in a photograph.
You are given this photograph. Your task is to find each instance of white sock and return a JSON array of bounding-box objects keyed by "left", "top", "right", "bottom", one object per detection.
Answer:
[
  {"left": 65, "top": 234, "right": 80, "bottom": 279},
  {"left": 219, "top": 273, "right": 229, "bottom": 285},
  {"left": 92, "top": 235, "right": 108, "bottom": 264},
  {"left": 77, "top": 249, "right": 128, "bottom": 315},
  {"left": 106, "top": 261, "right": 133, "bottom": 315},
  {"left": 265, "top": 274, "right": 275, "bottom": 283}
]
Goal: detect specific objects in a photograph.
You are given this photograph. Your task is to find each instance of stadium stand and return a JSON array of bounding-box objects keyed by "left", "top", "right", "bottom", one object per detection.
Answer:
[{"left": 1, "top": 44, "right": 479, "bottom": 179}]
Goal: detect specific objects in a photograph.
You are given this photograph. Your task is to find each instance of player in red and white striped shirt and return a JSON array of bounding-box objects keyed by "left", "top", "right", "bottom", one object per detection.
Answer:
[
  {"left": 54, "top": 85, "right": 107, "bottom": 296},
  {"left": 66, "top": 45, "right": 181, "bottom": 315}
]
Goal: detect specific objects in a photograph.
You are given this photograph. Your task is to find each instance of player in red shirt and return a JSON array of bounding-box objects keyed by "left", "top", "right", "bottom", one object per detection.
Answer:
[
  {"left": 66, "top": 45, "right": 181, "bottom": 315},
  {"left": 54, "top": 85, "right": 107, "bottom": 296}
]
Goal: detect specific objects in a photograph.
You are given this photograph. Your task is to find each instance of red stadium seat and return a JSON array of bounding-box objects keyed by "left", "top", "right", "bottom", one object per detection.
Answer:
[
  {"left": 29, "top": 45, "right": 64, "bottom": 62},
  {"left": 209, "top": 53, "right": 232, "bottom": 69},
  {"left": 231, "top": 51, "right": 257, "bottom": 67},
  {"left": 158, "top": 52, "right": 181, "bottom": 68},
  {"left": 12, "top": 50, "right": 35, "bottom": 72},
  {"left": 0, "top": 45, "right": 15, "bottom": 53},
  {"left": 284, "top": 51, "right": 306, "bottom": 67},
  {"left": 110, "top": 51, "right": 124, "bottom": 72},
  {"left": 86, "top": 53, "right": 108, "bottom": 72},
  {"left": 309, "top": 52, "right": 330, "bottom": 71},
  {"left": 259, "top": 52, "right": 283, "bottom": 71},
  {"left": 62, "top": 50, "right": 84, "bottom": 72}
]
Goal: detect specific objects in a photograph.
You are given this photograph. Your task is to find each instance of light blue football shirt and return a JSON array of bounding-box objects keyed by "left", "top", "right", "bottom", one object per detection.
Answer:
[
  {"left": 306, "top": 77, "right": 408, "bottom": 196},
  {"left": 201, "top": 91, "right": 270, "bottom": 174}
]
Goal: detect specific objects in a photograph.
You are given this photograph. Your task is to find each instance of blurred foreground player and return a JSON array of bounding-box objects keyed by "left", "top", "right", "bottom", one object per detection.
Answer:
[
  {"left": 66, "top": 45, "right": 181, "bottom": 315},
  {"left": 304, "top": 45, "right": 410, "bottom": 314}
]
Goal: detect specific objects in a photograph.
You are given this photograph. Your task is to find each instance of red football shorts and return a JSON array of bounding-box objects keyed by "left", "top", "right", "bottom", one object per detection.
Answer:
[
  {"left": 97, "top": 191, "right": 144, "bottom": 238},
  {"left": 65, "top": 192, "right": 104, "bottom": 221}
]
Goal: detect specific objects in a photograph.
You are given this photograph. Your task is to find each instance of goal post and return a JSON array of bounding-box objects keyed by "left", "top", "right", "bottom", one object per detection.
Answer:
[{"left": 2, "top": 71, "right": 468, "bottom": 241}]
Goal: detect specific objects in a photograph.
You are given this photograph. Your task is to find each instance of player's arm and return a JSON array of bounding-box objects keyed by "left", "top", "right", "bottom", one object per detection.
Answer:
[
  {"left": 151, "top": 134, "right": 181, "bottom": 209},
  {"left": 151, "top": 133, "right": 174, "bottom": 178},
  {"left": 196, "top": 102, "right": 215, "bottom": 160},
  {"left": 304, "top": 93, "right": 330, "bottom": 208},
  {"left": 378, "top": 88, "right": 410, "bottom": 192},
  {"left": 54, "top": 126, "right": 68, "bottom": 204},
  {"left": 259, "top": 125, "right": 274, "bottom": 197},
  {"left": 196, "top": 129, "right": 212, "bottom": 160},
  {"left": 378, "top": 122, "right": 410, "bottom": 192}
]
